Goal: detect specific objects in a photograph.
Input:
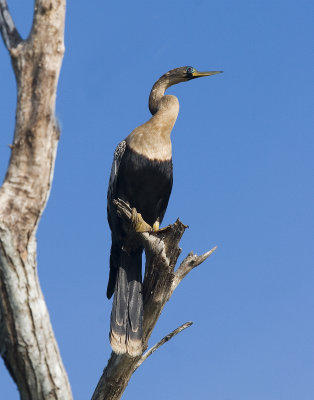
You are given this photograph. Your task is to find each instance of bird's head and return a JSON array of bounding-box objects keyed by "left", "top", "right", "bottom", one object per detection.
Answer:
[
  {"left": 164, "top": 66, "right": 223, "bottom": 85},
  {"left": 149, "top": 66, "right": 223, "bottom": 114}
]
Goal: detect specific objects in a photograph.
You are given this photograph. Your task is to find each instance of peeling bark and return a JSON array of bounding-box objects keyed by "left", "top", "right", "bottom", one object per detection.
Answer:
[{"left": 0, "top": 1, "right": 72, "bottom": 399}]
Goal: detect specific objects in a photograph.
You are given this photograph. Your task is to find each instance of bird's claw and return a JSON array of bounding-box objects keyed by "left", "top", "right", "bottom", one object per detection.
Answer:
[
  {"left": 131, "top": 208, "right": 152, "bottom": 232},
  {"left": 152, "top": 220, "right": 160, "bottom": 232}
]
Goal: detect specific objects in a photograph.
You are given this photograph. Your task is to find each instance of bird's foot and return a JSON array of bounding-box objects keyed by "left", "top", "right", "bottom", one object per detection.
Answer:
[{"left": 131, "top": 208, "right": 152, "bottom": 233}]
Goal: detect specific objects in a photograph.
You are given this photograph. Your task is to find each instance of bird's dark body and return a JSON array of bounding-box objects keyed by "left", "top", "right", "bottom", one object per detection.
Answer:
[
  {"left": 111, "top": 145, "right": 173, "bottom": 229},
  {"left": 107, "top": 144, "right": 173, "bottom": 299}
]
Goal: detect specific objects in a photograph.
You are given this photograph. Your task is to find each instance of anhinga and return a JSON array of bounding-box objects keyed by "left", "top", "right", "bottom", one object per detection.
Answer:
[{"left": 107, "top": 66, "right": 222, "bottom": 356}]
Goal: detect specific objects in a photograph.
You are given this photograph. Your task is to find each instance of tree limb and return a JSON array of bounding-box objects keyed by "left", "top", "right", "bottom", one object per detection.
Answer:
[
  {"left": 134, "top": 321, "right": 193, "bottom": 370},
  {"left": 91, "top": 199, "right": 215, "bottom": 400},
  {"left": 0, "top": 0, "right": 22, "bottom": 50},
  {"left": 171, "top": 246, "right": 217, "bottom": 296},
  {"left": 0, "top": 1, "right": 72, "bottom": 399}
]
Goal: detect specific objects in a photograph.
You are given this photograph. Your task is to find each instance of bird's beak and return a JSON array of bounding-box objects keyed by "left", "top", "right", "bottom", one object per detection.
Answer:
[{"left": 192, "top": 70, "right": 223, "bottom": 78}]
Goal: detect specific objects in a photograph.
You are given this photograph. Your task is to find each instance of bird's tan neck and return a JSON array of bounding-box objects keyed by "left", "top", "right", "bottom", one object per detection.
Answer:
[
  {"left": 149, "top": 72, "right": 184, "bottom": 115},
  {"left": 127, "top": 95, "right": 179, "bottom": 161},
  {"left": 149, "top": 76, "right": 170, "bottom": 115}
]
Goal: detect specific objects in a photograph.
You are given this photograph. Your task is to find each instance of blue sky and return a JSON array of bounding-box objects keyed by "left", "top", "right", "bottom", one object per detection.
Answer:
[{"left": 1, "top": 0, "right": 313, "bottom": 399}]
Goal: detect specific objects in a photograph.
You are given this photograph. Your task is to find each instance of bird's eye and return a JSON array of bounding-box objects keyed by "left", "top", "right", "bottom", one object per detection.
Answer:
[{"left": 186, "top": 66, "right": 195, "bottom": 74}]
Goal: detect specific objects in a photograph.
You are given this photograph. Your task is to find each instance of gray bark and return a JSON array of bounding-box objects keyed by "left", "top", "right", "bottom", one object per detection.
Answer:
[{"left": 0, "top": 1, "right": 72, "bottom": 399}]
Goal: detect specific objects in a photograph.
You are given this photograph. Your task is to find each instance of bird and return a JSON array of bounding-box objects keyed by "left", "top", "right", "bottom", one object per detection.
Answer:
[{"left": 107, "top": 66, "right": 222, "bottom": 356}]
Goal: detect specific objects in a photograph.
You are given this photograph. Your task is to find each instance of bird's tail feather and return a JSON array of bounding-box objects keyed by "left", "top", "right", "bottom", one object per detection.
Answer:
[{"left": 110, "top": 249, "right": 143, "bottom": 357}]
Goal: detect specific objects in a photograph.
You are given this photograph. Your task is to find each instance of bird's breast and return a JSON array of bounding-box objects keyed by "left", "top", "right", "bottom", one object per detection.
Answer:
[
  {"left": 127, "top": 130, "right": 172, "bottom": 161},
  {"left": 126, "top": 97, "right": 178, "bottom": 161}
]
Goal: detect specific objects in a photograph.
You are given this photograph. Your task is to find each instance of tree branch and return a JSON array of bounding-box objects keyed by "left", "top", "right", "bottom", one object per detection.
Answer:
[
  {"left": 171, "top": 246, "right": 217, "bottom": 296},
  {"left": 0, "top": 0, "right": 22, "bottom": 50},
  {"left": 135, "top": 321, "right": 193, "bottom": 370},
  {"left": 0, "top": 1, "right": 71, "bottom": 399},
  {"left": 91, "top": 200, "right": 215, "bottom": 400}
]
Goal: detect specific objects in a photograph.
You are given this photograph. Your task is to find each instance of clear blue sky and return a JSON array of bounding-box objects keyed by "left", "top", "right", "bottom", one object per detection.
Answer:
[{"left": 1, "top": 0, "right": 313, "bottom": 399}]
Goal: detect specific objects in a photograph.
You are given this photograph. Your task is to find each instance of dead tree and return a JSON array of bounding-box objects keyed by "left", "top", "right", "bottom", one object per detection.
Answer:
[
  {"left": 91, "top": 200, "right": 216, "bottom": 400},
  {"left": 0, "top": 2, "right": 216, "bottom": 399},
  {"left": 0, "top": 1, "right": 72, "bottom": 399}
]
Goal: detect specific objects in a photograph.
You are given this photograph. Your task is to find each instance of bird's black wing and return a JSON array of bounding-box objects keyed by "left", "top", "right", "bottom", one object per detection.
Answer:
[
  {"left": 107, "top": 140, "right": 127, "bottom": 300},
  {"left": 107, "top": 140, "right": 144, "bottom": 355},
  {"left": 107, "top": 140, "right": 126, "bottom": 228}
]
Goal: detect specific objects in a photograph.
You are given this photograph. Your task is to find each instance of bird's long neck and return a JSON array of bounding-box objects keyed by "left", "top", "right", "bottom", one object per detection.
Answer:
[
  {"left": 149, "top": 75, "right": 171, "bottom": 115},
  {"left": 127, "top": 74, "right": 179, "bottom": 161}
]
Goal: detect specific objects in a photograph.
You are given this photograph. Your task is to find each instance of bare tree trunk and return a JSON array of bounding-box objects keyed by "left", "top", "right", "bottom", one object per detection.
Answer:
[{"left": 0, "top": 1, "right": 72, "bottom": 399}]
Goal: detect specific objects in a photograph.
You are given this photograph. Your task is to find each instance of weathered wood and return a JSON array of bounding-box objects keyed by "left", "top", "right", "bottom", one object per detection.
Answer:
[
  {"left": 0, "top": 1, "right": 72, "bottom": 399},
  {"left": 91, "top": 199, "right": 216, "bottom": 400}
]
